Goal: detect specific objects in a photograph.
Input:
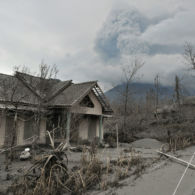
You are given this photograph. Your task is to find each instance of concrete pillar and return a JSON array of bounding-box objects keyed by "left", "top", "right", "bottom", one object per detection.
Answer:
[
  {"left": 99, "top": 115, "right": 103, "bottom": 143},
  {"left": 16, "top": 120, "right": 24, "bottom": 145},
  {"left": 66, "top": 112, "right": 71, "bottom": 145},
  {"left": 79, "top": 117, "right": 88, "bottom": 140},
  {"left": 39, "top": 118, "right": 46, "bottom": 144},
  {"left": 0, "top": 113, "right": 6, "bottom": 146}
]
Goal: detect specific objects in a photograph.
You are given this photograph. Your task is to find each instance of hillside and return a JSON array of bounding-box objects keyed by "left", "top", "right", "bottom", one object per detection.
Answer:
[{"left": 105, "top": 82, "right": 194, "bottom": 101}]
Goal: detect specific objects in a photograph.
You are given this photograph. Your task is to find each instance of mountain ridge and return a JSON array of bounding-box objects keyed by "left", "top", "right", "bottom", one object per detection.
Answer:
[{"left": 105, "top": 82, "right": 195, "bottom": 102}]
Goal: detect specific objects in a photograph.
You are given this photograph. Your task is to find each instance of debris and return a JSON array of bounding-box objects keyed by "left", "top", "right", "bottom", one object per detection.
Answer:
[
  {"left": 10, "top": 142, "right": 69, "bottom": 195},
  {"left": 19, "top": 148, "right": 31, "bottom": 160},
  {"left": 172, "top": 152, "right": 195, "bottom": 195},
  {"left": 25, "top": 148, "right": 30, "bottom": 152},
  {"left": 157, "top": 150, "right": 195, "bottom": 169}
]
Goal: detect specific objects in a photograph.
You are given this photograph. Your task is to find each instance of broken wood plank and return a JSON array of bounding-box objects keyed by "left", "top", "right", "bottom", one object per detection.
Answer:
[{"left": 156, "top": 150, "right": 195, "bottom": 170}]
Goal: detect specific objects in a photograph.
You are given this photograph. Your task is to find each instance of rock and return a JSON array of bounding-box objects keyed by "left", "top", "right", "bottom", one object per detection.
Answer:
[{"left": 20, "top": 151, "right": 31, "bottom": 160}]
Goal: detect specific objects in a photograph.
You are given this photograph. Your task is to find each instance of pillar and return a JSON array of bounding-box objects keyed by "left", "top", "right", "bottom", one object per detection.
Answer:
[
  {"left": 16, "top": 120, "right": 24, "bottom": 145},
  {"left": 0, "top": 112, "right": 6, "bottom": 146},
  {"left": 66, "top": 111, "right": 71, "bottom": 145},
  {"left": 39, "top": 118, "right": 46, "bottom": 144},
  {"left": 99, "top": 115, "right": 103, "bottom": 143}
]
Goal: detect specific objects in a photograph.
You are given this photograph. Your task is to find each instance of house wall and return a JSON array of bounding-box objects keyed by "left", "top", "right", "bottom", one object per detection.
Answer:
[
  {"left": 88, "top": 116, "right": 97, "bottom": 141},
  {"left": 16, "top": 118, "right": 45, "bottom": 146},
  {"left": 71, "top": 91, "right": 102, "bottom": 115},
  {"left": 78, "top": 115, "right": 104, "bottom": 141},
  {"left": 78, "top": 117, "right": 88, "bottom": 140},
  {"left": 22, "top": 117, "right": 46, "bottom": 145},
  {"left": 69, "top": 90, "right": 105, "bottom": 142},
  {"left": 0, "top": 112, "right": 6, "bottom": 146}
]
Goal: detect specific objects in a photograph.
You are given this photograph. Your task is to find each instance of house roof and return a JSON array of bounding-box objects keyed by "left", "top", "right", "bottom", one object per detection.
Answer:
[
  {"left": 48, "top": 81, "right": 97, "bottom": 106},
  {"left": 0, "top": 73, "right": 39, "bottom": 105},
  {"left": 15, "top": 72, "right": 72, "bottom": 101},
  {"left": 0, "top": 72, "right": 113, "bottom": 114}
]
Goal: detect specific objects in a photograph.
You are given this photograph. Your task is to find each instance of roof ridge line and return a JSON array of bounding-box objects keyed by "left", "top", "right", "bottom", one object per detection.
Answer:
[
  {"left": 15, "top": 71, "right": 62, "bottom": 82},
  {"left": 70, "top": 82, "right": 97, "bottom": 106},
  {"left": 15, "top": 72, "right": 43, "bottom": 100},
  {"left": 74, "top": 80, "right": 98, "bottom": 85},
  {"left": 0, "top": 73, "right": 13, "bottom": 77},
  {"left": 46, "top": 80, "right": 73, "bottom": 102}
]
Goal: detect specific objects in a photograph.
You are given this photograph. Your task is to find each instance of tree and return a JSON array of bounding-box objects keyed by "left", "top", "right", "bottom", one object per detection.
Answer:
[
  {"left": 120, "top": 57, "right": 144, "bottom": 134},
  {"left": 1, "top": 68, "right": 31, "bottom": 168},
  {"left": 174, "top": 75, "right": 181, "bottom": 106},
  {"left": 184, "top": 42, "right": 195, "bottom": 69},
  {"left": 154, "top": 74, "right": 160, "bottom": 113},
  {"left": 11, "top": 62, "right": 58, "bottom": 158}
]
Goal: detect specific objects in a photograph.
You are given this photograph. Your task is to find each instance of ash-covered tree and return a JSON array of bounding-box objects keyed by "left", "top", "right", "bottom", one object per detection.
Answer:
[
  {"left": 184, "top": 42, "right": 195, "bottom": 69},
  {"left": 10, "top": 62, "right": 58, "bottom": 158},
  {"left": 117, "top": 57, "right": 144, "bottom": 139}
]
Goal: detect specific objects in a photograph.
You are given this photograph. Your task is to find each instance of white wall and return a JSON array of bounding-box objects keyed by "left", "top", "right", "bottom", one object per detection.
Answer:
[
  {"left": 78, "top": 117, "right": 88, "bottom": 140},
  {"left": 71, "top": 91, "right": 102, "bottom": 115},
  {"left": 78, "top": 116, "right": 104, "bottom": 141}
]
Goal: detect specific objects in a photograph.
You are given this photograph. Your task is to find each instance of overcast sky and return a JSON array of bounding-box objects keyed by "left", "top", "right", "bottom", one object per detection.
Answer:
[{"left": 0, "top": 0, "right": 195, "bottom": 90}]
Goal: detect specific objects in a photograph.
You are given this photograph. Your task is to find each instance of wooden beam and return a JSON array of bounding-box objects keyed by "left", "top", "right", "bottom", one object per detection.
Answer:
[{"left": 157, "top": 150, "right": 195, "bottom": 169}]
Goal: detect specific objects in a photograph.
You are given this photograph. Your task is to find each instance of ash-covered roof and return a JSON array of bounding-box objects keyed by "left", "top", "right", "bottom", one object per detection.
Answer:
[
  {"left": 0, "top": 73, "right": 39, "bottom": 105},
  {"left": 15, "top": 72, "right": 72, "bottom": 100},
  {"left": 0, "top": 72, "right": 113, "bottom": 114},
  {"left": 48, "top": 81, "right": 97, "bottom": 106}
]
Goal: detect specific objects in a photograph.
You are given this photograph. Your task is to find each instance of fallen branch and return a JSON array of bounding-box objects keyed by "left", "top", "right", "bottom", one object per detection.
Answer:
[{"left": 156, "top": 150, "right": 195, "bottom": 170}]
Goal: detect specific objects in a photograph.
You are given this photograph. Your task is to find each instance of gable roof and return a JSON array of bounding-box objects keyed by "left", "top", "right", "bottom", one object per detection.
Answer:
[
  {"left": 48, "top": 81, "right": 97, "bottom": 106},
  {"left": 15, "top": 72, "right": 72, "bottom": 101},
  {"left": 0, "top": 73, "right": 39, "bottom": 105},
  {"left": 0, "top": 72, "right": 113, "bottom": 114}
]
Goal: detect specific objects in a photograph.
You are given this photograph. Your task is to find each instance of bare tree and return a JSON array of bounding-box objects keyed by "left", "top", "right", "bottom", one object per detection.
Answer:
[
  {"left": 29, "top": 62, "right": 58, "bottom": 157},
  {"left": 13, "top": 62, "right": 58, "bottom": 158},
  {"left": 184, "top": 42, "right": 195, "bottom": 69},
  {"left": 1, "top": 70, "right": 30, "bottom": 167},
  {"left": 120, "top": 57, "right": 144, "bottom": 134},
  {"left": 146, "top": 88, "right": 155, "bottom": 113},
  {"left": 174, "top": 75, "right": 181, "bottom": 106},
  {"left": 154, "top": 74, "right": 160, "bottom": 111}
]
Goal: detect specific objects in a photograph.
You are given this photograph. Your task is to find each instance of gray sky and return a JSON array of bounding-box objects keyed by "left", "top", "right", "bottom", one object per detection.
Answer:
[{"left": 0, "top": 0, "right": 194, "bottom": 90}]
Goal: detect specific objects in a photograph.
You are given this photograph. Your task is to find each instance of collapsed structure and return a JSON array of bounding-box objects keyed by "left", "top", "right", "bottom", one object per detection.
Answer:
[{"left": 0, "top": 72, "right": 113, "bottom": 147}]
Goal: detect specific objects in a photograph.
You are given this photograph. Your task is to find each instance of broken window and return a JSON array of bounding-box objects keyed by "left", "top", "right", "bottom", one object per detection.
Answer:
[{"left": 80, "top": 95, "right": 94, "bottom": 108}]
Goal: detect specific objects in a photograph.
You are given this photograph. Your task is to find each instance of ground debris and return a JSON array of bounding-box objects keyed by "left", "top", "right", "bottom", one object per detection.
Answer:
[
  {"left": 6, "top": 143, "right": 152, "bottom": 195},
  {"left": 8, "top": 143, "right": 69, "bottom": 195}
]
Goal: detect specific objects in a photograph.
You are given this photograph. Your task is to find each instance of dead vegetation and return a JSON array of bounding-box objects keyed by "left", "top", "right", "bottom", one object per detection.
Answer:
[
  {"left": 8, "top": 142, "right": 69, "bottom": 195},
  {"left": 7, "top": 141, "right": 150, "bottom": 195},
  {"left": 161, "top": 135, "right": 194, "bottom": 153}
]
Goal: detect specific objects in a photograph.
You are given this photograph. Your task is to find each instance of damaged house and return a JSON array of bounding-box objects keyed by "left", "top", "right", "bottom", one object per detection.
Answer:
[{"left": 0, "top": 72, "right": 113, "bottom": 147}]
